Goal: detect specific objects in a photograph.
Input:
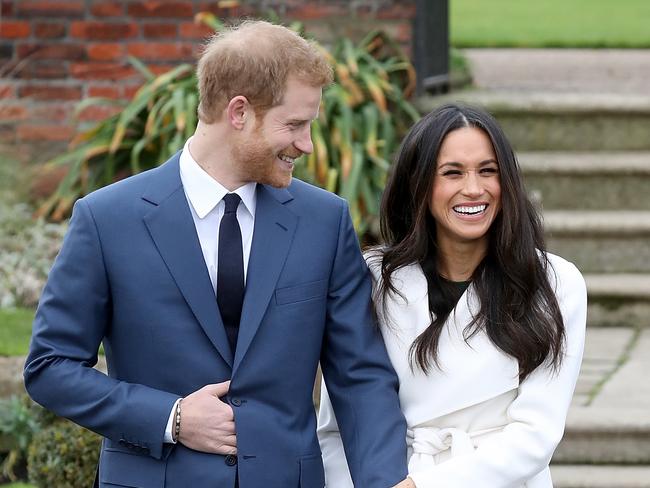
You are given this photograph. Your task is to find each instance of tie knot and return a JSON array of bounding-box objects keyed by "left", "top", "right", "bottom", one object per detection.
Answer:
[{"left": 223, "top": 193, "right": 241, "bottom": 214}]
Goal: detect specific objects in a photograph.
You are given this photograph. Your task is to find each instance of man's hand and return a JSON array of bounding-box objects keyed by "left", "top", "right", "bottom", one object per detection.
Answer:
[{"left": 177, "top": 381, "right": 237, "bottom": 454}]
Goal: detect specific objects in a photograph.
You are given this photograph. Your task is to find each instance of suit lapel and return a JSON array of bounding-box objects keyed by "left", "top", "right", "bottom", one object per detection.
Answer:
[
  {"left": 142, "top": 155, "right": 233, "bottom": 367},
  {"left": 233, "top": 184, "right": 297, "bottom": 373}
]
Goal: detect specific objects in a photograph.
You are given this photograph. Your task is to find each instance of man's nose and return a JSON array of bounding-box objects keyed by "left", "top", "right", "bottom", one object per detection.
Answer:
[{"left": 294, "top": 125, "right": 314, "bottom": 155}]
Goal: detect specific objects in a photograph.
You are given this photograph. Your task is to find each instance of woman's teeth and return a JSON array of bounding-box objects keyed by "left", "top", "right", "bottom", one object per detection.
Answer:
[{"left": 453, "top": 204, "right": 487, "bottom": 215}]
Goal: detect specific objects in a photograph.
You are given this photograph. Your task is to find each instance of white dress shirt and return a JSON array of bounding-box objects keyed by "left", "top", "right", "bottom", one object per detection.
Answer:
[
  {"left": 180, "top": 137, "right": 257, "bottom": 290},
  {"left": 164, "top": 138, "right": 257, "bottom": 443}
]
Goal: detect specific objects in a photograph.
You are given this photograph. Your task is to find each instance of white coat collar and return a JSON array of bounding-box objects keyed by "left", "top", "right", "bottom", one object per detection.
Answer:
[{"left": 367, "top": 259, "right": 520, "bottom": 425}]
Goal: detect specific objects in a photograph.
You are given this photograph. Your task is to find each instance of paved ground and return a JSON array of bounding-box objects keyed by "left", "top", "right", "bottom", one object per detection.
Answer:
[
  {"left": 463, "top": 48, "right": 650, "bottom": 95},
  {"left": 571, "top": 328, "right": 638, "bottom": 408},
  {"left": 570, "top": 327, "right": 649, "bottom": 411},
  {"left": 589, "top": 329, "right": 650, "bottom": 409}
]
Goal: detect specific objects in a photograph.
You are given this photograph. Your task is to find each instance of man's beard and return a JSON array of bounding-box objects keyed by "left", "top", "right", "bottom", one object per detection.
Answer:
[{"left": 232, "top": 132, "right": 297, "bottom": 189}]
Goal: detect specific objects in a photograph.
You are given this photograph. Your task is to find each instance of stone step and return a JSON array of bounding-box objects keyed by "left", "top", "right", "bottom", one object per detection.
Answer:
[
  {"left": 544, "top": 211, "right": 650, "bottom": 273},
  {"left": 551, "top": 465, "right": 650, "bottom": 488},
  {"left": 584, "top": 274, "right": 650, "bottom": 328},
  {"left": 416, "top": 91, "right": 650, "bottom": 150},
  {"left": 554, "top": 408, "right": 650, "bottom": 465},
  {"left": 556, "top": 329, "right": 650, "bottom": 464},
  {"left": 462, "top": 49, "right": 650, "bottom": 97},
  {"left": 571, "top": 328, "right": 636, "bottom": 406},
  {"left": 520, "top": 152, "right": 650, "bottom": 210}
]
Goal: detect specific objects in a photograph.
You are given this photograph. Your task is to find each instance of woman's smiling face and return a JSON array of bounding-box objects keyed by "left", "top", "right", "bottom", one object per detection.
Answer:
[{"left": 430, "top": 127, "right": 502, "bottom": 249}]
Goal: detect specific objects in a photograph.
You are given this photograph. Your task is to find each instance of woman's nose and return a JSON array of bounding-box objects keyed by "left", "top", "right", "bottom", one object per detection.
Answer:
[{"left": 461, "top": 172, "right": 484, "bottom": 196}]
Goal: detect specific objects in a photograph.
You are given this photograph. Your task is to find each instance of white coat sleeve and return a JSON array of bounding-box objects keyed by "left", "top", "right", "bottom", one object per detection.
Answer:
[
  {"left": 408, "top": 259, "right": 587, "bottom": 488},
  {"left": 317, "top": 381, "right": 355, "bottom": 488}
]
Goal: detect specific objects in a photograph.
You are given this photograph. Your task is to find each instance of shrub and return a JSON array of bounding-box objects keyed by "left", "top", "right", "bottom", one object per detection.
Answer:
[
  {"left": 0, "top": 202, "right": 67, "bottom": 308},
  {"left": 27, "top": 421, "right": 100, "bottom": 488},
  {"left": 0, "top": 396, "right": 47, "bottom": 482}
]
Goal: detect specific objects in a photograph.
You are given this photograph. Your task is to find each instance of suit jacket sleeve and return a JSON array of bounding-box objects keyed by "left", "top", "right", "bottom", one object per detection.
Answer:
[
  {"left": 408, "top": 259, "right": 587, "bottom": 488},
  {"left": 23, "top": 198, "right": 178, "bottom": 460},
  {"left": 318, "top": 200, "right": 407, "bottom": 487}
]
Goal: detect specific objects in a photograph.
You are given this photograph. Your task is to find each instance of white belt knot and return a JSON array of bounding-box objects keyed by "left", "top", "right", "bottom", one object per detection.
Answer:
[
  {"left": 409, "top": 427, "right": 475, "bottom": 459},
  {"left": 407, "top": 425, "right": 503, "bottom": 474}
]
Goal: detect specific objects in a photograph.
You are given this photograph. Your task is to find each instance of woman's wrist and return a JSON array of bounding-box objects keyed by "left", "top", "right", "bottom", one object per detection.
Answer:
[{"left": 393, "top": 477, "right": 416, "bottom": 488}]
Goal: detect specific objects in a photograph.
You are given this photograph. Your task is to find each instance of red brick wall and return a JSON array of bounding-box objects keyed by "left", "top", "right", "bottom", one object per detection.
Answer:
[{"left": 0, "top": 0, "right": 416, "bottom": 162}]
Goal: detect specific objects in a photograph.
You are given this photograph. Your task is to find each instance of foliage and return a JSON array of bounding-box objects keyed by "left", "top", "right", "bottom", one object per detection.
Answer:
[
  {"left": 36, "top": 14, "right": 419, "bottom": 239},
  {"left": 27, "top": 421, "right": 100, "bottom": 488},
  {"left": 451, "top": 0, "right": 650, "bottom": 48},
  {"left": 0, "top": 152, "right": 31, "bottom": 206},
  {"left": 0, "top": 308, "right": 34, "bottom": 357},
  {"left": 0, "top": 397, "right": 49, "bottom": 482},
  {"left": 449, "top": 48, "right": 472, "bottom": 89},
  {"left": 0, "top": 201, "right": 66, "bottom": 308},
  {"left": 298, "top": 29, "right": 418, "bottom": 237},
  {"left": 34, "top": 59, "right": 197, "bottom": 222}
]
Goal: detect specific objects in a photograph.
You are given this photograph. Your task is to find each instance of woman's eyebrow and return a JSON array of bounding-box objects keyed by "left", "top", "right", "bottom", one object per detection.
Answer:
[
  {"left": 437, "top": 161, "right": 463, "bottom": 169},
  {"left": 437, "top": 159, "right": 497, "bottom": 168}
]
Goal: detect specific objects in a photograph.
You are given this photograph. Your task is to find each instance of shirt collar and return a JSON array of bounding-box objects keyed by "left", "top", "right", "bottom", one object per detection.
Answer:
[{"left": 179, "top": 137, "right": 257, "bottom": 219}]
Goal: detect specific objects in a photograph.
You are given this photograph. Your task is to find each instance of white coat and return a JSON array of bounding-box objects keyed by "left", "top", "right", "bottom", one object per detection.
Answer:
[{"left": 318, "top": 252, "right": 587, "bottom": 487}]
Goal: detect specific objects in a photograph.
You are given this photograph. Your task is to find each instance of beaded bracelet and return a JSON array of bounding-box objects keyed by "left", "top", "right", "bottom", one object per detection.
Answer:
[{"left": 173, "top": 399, "right": 182, "bottom": 443}]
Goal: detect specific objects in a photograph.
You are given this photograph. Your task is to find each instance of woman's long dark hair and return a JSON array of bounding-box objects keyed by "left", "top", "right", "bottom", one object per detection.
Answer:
[{"left": 378, "top": 103, "right": 565, "bottom": 382}]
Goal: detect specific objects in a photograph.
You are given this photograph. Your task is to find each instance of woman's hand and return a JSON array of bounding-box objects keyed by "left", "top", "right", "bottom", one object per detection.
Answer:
[{"left": 393, "top": 477, "right": 416, "bottom": 488}]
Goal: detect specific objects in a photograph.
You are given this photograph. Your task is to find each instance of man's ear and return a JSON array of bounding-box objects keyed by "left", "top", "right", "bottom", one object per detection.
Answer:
[{"left": 226, "top": 96, "right": 251, "bottom": 130}]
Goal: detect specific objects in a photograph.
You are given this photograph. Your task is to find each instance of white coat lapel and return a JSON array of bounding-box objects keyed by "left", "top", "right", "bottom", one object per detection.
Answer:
[{"left": 374, "top": 263, "right": 519, "bottom": 426}]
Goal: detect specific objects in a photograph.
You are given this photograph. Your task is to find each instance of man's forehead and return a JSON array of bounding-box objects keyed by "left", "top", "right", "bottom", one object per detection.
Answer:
[{"left": 273, "top": 87, "right": 321, "bottom": 116}]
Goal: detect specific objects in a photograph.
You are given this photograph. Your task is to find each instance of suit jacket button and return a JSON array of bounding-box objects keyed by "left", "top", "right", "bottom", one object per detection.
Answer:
[
  {"left": 225, "top": 454, "right": 237, "bottom": 466},
  {"left": 231, "top": 398, "right": 242, "bottom": 407}
]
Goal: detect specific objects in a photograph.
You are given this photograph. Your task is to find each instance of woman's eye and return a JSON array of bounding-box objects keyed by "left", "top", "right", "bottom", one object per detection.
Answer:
[
  {"left": 480, "top": 167, "right": 499, "bottom": 175},
  {"left": 442, "top": 170, "right": 463, "bottom": 177}
]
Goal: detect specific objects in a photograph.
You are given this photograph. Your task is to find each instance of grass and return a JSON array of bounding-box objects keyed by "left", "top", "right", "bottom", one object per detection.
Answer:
[
  {"left": 451, "top": 0, "right": 650, "bottom": 48},
  {"left": 0, "top": 308, "right": 34, "bottom": 357},
  {"left": 1, "top": 484, "right": 35, "bottom": 488}
]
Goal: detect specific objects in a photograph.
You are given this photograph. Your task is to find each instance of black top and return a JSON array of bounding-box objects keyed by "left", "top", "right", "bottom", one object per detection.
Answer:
[
  {"left": 440, "top": 275, "right": 471, "bottom": 302},
  {"left": 420, "top": 254, "right": 471, "bottom": 316}
]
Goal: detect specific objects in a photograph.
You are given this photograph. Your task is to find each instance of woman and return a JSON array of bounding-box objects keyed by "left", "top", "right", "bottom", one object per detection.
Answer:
[{"left": 317, "top": 103, "right": 587, "bottom": 487}]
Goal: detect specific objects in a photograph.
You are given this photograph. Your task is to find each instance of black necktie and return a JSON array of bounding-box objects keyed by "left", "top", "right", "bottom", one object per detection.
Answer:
[{"left": 217, "top": 193, "right": 244, "bottom": 354}]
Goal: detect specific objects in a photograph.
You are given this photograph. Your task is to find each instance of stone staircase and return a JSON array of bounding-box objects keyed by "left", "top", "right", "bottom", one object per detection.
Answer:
[
  {"left": 418, "top": 48, "right": 650, "bottom": 487},
  {"left": 521, "top": 152, "right": 650, "bottom": 329}
]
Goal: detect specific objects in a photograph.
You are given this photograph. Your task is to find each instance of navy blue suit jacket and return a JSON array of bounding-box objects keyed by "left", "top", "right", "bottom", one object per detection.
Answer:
[{"left": 24, "top": 153, "right": 407, "bottom": 487}]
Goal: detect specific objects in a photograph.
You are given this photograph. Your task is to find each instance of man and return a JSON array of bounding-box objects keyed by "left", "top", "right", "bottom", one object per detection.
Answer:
[{"left": 24, "top": 20, "right": 407, "bottom": 487}]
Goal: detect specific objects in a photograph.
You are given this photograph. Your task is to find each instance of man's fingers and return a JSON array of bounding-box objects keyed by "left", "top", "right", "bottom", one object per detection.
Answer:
[
  {"left": 219, "top": 420, "right": 236, "bottom": 433},
  {"left": 202, "top": 380, "right": 231, "bottom": 397},
  {"left": 216, "top": 444, "right": 237, "bottom": 455},
  {"left": 222, "top": 433, "right": 237, "bottom": 446}
]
